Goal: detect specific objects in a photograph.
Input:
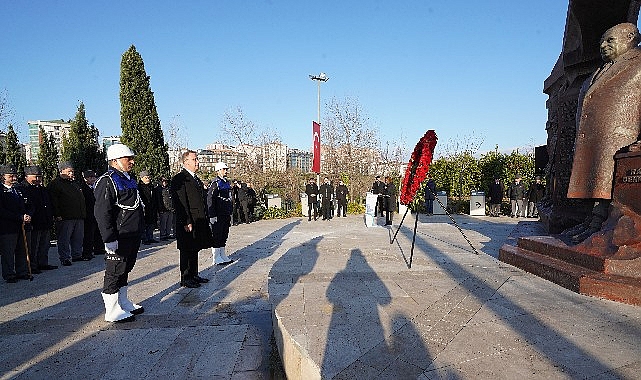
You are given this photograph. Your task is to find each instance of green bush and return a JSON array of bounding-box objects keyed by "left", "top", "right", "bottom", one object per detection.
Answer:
[{"left": 348, "top": 202, "right": 365, "bottom": 214}]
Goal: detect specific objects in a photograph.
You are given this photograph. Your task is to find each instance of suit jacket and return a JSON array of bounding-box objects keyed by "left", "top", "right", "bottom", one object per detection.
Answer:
[
  {"left": 569, "top": 47, "right": 641, "bottom": 199},
  {"left": 170, "top": 169, "right": 212, "bottom": 252}
]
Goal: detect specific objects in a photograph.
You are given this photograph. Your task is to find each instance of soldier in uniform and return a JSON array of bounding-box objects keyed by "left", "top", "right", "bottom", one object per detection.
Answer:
[
  {"left": 94, "top": 144, "right": 145, "bottom": 322},
  {"left": 207, "top": 162, "right": 234, "bottom": 266}
]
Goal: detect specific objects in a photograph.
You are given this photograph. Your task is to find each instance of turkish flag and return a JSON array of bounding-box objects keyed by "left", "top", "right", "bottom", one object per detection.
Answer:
[{"left": 312, "top": 121, "right": 321, "bottom": 173}]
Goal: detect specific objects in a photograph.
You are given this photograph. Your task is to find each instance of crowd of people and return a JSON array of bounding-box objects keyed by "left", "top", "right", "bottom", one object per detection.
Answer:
[
  {"left": 0, "top": 144, "right": 260, "bottom": 323},
  {"left": 491, "top": 175, "right": 545, "bottom": 218},
  {"left": 304, "top": 176, "right": 351, "bottom": 222}
]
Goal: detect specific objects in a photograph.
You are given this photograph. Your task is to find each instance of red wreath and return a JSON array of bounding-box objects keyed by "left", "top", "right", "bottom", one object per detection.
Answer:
[{"left": 400, "top": 130, "right": 438, "bottom": 205}]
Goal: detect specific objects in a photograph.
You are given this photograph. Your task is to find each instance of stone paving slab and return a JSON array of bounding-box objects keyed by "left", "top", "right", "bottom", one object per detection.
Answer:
[
  {"left": 268, "top": 215, "right": 641, "bottom": 379},
  {"left": 1, "top": 214, "right": 640, "bottom": 379}
]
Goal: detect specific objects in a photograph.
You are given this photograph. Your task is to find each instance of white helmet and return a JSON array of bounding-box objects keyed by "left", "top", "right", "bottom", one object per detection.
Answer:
[
  {"left": 107, "top": 144, "right": 136, "bottom": 160},
  {"left": 214, "top": 162, "right": 229, "bottom": 172}
]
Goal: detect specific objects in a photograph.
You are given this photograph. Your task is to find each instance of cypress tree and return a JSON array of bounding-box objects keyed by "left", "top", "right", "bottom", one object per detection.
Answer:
[
  {"left": 5, "top": 124, "right": 26, "bottom": 176},
  {"left": 61, "top": 102, "right": 105, "bottom": 174},
  {"left": 119, "top": 45, "right": 170, "bottom": 179},
  {"left": 37, "top": 126, "right": 59, "bottom": 186}
]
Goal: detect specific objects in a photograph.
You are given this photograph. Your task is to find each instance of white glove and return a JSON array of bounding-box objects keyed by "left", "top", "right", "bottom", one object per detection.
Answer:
[
  {"left": 210, "top": 217, "right": 218, "bottom": 224},
  {"left": 105, "top": 241, "right": 118, "bottom": 254}
]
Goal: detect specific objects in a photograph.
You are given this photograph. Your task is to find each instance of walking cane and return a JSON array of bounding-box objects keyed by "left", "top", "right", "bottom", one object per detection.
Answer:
[{"left": 21, "top": 222, "right": 34, "bottom": 281}]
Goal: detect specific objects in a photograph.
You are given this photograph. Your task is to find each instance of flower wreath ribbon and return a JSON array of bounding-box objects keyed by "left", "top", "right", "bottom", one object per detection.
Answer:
[{"left": 400, "top": 130, "right": 438, "bottom": 205}]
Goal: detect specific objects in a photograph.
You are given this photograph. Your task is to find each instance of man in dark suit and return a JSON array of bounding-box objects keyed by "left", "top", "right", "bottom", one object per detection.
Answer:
[{"left": 171, "top": 150, "right": 212, "bottom": 288}]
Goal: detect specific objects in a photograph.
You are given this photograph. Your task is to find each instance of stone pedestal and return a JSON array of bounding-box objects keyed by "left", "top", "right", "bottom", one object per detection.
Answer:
[{"left": 499, "top": 151, "right": 641, "bottom": 305}]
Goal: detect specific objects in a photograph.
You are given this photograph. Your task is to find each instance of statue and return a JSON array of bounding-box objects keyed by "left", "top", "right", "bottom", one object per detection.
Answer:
[{"left": 565, "top": 22, "right": 641, "bottom": 243}]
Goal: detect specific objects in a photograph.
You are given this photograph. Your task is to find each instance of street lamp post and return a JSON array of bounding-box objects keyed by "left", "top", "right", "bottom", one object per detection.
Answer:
[{"left": 309, "top": 72, "right": 329, "bottom": 123}]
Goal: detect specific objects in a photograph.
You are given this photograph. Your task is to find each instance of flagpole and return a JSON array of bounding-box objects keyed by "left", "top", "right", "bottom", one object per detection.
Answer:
[{"left": 309, "top": 72, "right": 329, "bottom": 182}]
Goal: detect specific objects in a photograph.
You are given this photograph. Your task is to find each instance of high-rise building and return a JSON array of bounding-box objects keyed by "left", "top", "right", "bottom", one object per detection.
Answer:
[
  {"left": 287, "top": 148, "right": 312, "bottom": 173},
  {"left": 27, "top": 119, "right": 70, "bottom": 160}
]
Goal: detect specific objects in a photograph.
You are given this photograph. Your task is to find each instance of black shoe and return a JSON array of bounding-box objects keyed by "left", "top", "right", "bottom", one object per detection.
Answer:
[
  {"left": 17, "top": 274, "right": 33, "bottom": 280},
  {"left": 180, "top": 279, "right": 201, "bottom": 288},
  {"left": 5, "top": 277, "right": 17, "bottom": 283},
  {"left": 72, "top": 257, "right": 91, "bottom": 262},
  {"left": 149, "top": 239, "right": 160, "bottom": 243},
  {"left": 216, "top": 260, "right": 234, "bottom": 266},
  {"left": 81, "top": 255, "right": 94, "bottom": 260},
  {"left": 194, "top": 275, "right": 209, "bottom": 283},
  {"left": 39, "top": 264, "right": 58, "bottom": 270},
  {"left": 62, "top": 259, "right": 72, "bottom": 266},
  {"left": 31, "top": 268, "right": 42, "bottom": 274},
  {"left": 130, "top": 306, "right": 145, "bottom": 315}
]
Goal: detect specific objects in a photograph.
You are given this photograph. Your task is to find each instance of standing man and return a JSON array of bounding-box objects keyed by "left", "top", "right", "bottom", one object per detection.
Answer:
[
  {"left": 424, "top": 175, "right": 436, "bottom": 216},
  {"left": 16, "top": 165, "right": 56, "bottom": 273},
  {"left": 383, "top": 176, "right": 397, "bottom": 226},
  {"left": 155, "top": 177, "right": 175, "bottom": 240},
  {"left": 246, "top": 182, "right": 257, "bottom": 221},
  {"left": 507, "top": 176, "right": 526, "bottom": 218},
  {"left": 319, "top": 177, "right": 334, "bottom": 221},
  {"left": 171, "top": 150, "right": 212, "bottom": 288},
  {"left": 81, "top": 170, "right": 105, "bottom": 260},
  {"left": 526, "top": 176, "right": 545, "bottom": 218},
  {"left": 335, "top": 180, "right": 349, "bottom": 217},
  {"left": 207, "top": 162, "right": 234, "bottom": 266},
  {"left": 305, "top": 178, "right": 319, "bottom": 221},
  {"left": 237, "top": 182, "right": 252, "bottom": 224},
  {"left": 138, "top": 170, "right": 158, "bottom": 244},
  {"left": 0, "top": 165, "right": 32, "bottom": 283},
  {"left": 371, "top": 175, "right": 385, "bottom": 217},
  {"left": 94, "top": 144, "right": 144, "bottom": 322},
  {"left": 488, "top": 177, "right": 504, "bottom": 217},
  {"left": 47, "top": 161, "right": 86, "bottom": 266}
]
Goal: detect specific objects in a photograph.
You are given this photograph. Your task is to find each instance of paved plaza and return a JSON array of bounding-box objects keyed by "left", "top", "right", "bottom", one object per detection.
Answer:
[{"left": 1, "top": 214, "right": 640, "bottom": 379}]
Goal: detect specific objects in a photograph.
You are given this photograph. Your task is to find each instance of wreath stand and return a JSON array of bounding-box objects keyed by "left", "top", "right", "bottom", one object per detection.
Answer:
[{"left": 391, "top": 187, "right": 479, "bottom": 268}]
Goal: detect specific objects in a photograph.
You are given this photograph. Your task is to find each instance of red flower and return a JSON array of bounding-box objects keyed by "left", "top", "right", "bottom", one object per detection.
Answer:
[{"left": 400, "top": 130, "right": 438, "bottom": 205}]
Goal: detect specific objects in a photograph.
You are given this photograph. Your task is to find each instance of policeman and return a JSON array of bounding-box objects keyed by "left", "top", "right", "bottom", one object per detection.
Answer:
[
  {"left": 94, "top": 144, "right": 144, "bottom": 322},
  {"left": 207, "top": 162, "right": 234, "bottom": 265}
]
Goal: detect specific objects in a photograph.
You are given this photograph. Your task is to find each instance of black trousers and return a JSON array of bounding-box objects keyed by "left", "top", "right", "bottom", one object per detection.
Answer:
[
  {"left": 211, "top": 215, "right": 231, "bottom": 248},
  {"left": 83, "top": 216, "right": 105, "bottom": 257},
  {"left": 337, "top": 199, "right": 347, "bottom": 216},
  {"left": 376, "top": 196, "right": 385, "bottom": 216},
  {"left": 103, "top": 237, "right": 140, "bottom": 294},
  {"left": 179, "top": 248, "right": 199, "bottom": 282},
  {"left": 307, "top": 201, "right": 318, "bottom": 220}
]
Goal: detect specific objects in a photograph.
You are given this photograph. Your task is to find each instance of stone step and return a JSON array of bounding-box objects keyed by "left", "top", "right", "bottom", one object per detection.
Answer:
[
  {"left": 516, "top": 236, "right": 607, "bottom": 272},
  {"left": 499, "top": 243, "right": 641, "bottom": 305}
]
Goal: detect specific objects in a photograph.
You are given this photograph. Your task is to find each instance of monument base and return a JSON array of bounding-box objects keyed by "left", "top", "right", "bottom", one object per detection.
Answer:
[{"left": 499, "top": 234, "right": 641, "bottom": 306}]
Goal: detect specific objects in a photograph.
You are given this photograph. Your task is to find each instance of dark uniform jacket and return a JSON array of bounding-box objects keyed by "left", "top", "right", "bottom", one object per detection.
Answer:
[
  {"left": 424, "top": 179, "right": 436, "bottom": 201},
  {"left": 0, "top": 185, "right": 26, "bottom": 235},
  {"left": 138, "top": 181, "right": 157, "bottom": 225},
  {"left": 154, "top": 184, "right": 174, "bottom": 213},
  {"left": 371, "top": 180, "right": 384, "bottom": 195},
  {"left": 383, "top": 182, "right": 397, "bottom": 212},
  {"left": 305, "top": 183, "right": 318, "bottom": 205},
  {"left": 207, "top": 176, "right": 233, "bottom": 218},
  {"left": 16, "top": 181, "right": 53, "bottom": 231},
  {"left": 488, "top": 181, "right": 504, "bottom": 204},
  {"left": 319, "top": 183, "right": 334, "bottom": 202},
  {"left": 47, "top": 176, "right": 86, "bottom": 220},
  {"left": 94, "top": 169, "right": 144, "bottom": 243},
  {"left": 507, "top": 182, "right": 526, "bottom": 200},
  {"left": 335, "top": 184, "right": 349, "bottom": 202},
  {"left": 171, "top": 169, "right": 212, "bottom": 252}
]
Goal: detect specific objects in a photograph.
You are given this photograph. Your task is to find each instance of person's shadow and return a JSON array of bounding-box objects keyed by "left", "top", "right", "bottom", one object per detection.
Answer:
[{"left": 321, "top": 249, "right": 391, "bottom": 378}]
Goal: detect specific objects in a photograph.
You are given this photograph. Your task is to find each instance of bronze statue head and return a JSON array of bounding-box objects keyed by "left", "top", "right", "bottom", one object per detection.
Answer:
[{"left": 600, "top": 23, "right": 640, "bottom": 62}]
